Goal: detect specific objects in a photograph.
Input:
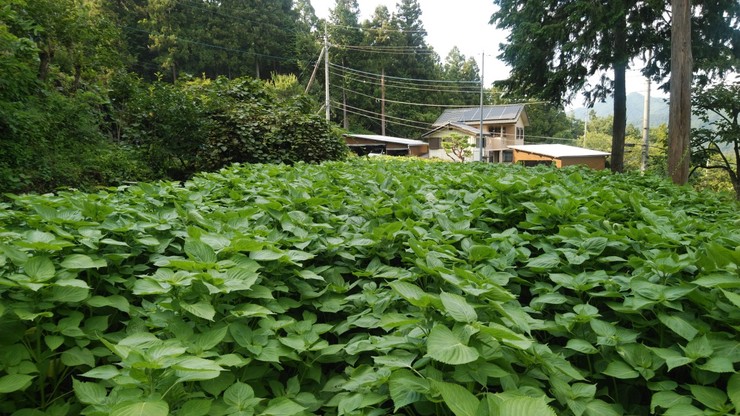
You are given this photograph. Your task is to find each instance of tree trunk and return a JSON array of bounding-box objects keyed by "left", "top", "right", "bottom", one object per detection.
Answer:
[
  {"left": 611, "top": 14, "right": 628, "bottom": 173},
  {"left": 668, "top": 0, "right": 693, "bottom": 185},
  {"left": 38, "top": 46, "right": 54, "bottom": 82}
]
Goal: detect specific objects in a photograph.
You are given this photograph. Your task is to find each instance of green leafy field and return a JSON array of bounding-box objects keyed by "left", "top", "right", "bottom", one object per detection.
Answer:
[{"left": 1, "top": 159, "right": 738, "bottom": 416}]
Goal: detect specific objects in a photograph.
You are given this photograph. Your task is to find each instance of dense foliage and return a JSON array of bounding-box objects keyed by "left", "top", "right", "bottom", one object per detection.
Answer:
[{"left": 1, "top": 159, "right": 738, "bottom": 415}]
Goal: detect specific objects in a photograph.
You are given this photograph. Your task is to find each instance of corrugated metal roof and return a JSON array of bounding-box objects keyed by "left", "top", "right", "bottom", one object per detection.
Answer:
[
  {"left": 434, "top": 105, "right": 525, "bottom": 125},
  {"left": 508, "top": 144, "right": 610, "bottom": 158},
  {"left": 344, "top": 134, "right": 428, "bottom": 146}
]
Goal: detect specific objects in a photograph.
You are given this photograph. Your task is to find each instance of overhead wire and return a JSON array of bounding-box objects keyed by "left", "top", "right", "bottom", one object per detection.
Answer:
[
  {"left": 333, "top": 85, "right": 481, "bottom": 108},
  {"left": 330, "top": 100, "right": 433, "bottom": 128},
  {"left": 329, "top": 67, "right": 482, "bottom": 94}
]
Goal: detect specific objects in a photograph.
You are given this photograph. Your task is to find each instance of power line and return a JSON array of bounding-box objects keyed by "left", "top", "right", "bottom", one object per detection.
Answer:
[
  {"left": 331, "top": 100, "right": 433, "bottom": 128},
  {"left": 330, "top": 67, "right": 481, "bottom": 93},
  {"left": 333, "top": 104, "right": 431, "bottom": 132},
  {"left": 333, "top": 85, "right": 480, "bottom": 108},
  {"left": 329, "top": 62, "right": 479, "bottom": 85}
]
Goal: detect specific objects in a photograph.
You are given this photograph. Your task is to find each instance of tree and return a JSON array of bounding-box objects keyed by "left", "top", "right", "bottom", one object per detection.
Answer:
[
  {"left": 442, "top": 133, "right": 473, "bottom": 162},
  {"left": 442, "top": 47, "right": 481, "bottom": 106},
  {"left": 690, "top": 80, "right": 740, "bottom": 199},
  {"left": 667, "top": 0, "right": 693, "bottom": 185},
  {"left": 491, "top": 0, "right": 739, "bottom": 174}
]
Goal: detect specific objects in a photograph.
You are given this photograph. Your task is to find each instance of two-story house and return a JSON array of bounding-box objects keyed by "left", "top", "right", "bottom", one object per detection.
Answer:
[{"left": 421, "top": 104, "right": 529, "bottom": 162}]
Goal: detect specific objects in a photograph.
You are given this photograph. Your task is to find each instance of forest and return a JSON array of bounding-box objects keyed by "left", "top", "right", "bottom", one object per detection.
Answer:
[{"left": 0, "top": 0, "right": 738, "bottom": 196}]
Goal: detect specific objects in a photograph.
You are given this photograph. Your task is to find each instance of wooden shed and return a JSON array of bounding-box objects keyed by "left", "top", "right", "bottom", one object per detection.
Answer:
[
  {"left": 343, "top": 134, "right": 429, "bottom": 157},
  {"left": 508, "top": 144, "right": 610, "bottom": 170}
]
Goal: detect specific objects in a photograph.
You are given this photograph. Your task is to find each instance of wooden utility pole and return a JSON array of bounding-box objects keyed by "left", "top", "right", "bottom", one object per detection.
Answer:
[
  {"left": 381, "top": 69, "right": 386, "bottom": 136},
  {"left": 668, "top": 0, "right": 693, "bottom": 184},
  {"left": 324, "top": 25, "right": 330, "bottom": 122},
  {"left": 641, "top": 73, "right": 651, "bottom": 174}
]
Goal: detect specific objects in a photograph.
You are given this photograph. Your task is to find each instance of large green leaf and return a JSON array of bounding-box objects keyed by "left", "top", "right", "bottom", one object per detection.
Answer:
[
  {"left": 184, "top": 239, "right": 217, "bottom": 264},
  {"left": 73, "top": 379, "right": 107, "bottom": 405},
  {"left": 440, "top": 291, "right": 477, "bottom": 323},
  {"left": 433, "top": 380, "right": 479, "bottom": 416},
  {"left": 0, "top": 374, "right": 35, "bottom": 393},
  {"left": 24, "top": 256, "right": 55, "bottom": 281},
  {"left": 110, "top": 400, "right": 169, "bottom": 416},
  {"left": 389, "top": 369, "right": 430, "bottom": 411},
  {"left": 60, "top": 254, "right": 106, "bottom": 269},
  {"left": 425, "top": 324, "right": 479, "bottom": 365}
]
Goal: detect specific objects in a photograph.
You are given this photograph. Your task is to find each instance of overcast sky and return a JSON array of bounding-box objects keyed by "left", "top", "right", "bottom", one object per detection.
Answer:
[{"left": 310, "top": 0, "right": 665, "bottom": 109}]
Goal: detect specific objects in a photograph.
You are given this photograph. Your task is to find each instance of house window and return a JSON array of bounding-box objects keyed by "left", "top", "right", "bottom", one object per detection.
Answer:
[
  {"left": 489, "top": 126, "right": 506, "bottom": 136},
  {"left": 429, "top": 137, "right": 441, "bottom": 150},
  {"left": 503, "top": 150, "right": 513, "bottom": 162},
  {"left": 516, "top": 127, "right": 524, "bottom": 141},
  {"left": 489, "top": 151, "right": 499, "bottom": 163}
]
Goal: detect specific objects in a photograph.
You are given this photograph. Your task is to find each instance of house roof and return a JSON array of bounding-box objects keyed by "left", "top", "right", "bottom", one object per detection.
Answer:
[
  {"left": 508, "top": 144, "right": 610, "bottom": 158},
  {"left": 434, "top": 105, "right": 527, "bottom": 126},
  {"left": 420, "top": 121, "right": 482, "bottom": 138},
  {"left": 344, "top": 134, "right": 428, "bottom": 147}
]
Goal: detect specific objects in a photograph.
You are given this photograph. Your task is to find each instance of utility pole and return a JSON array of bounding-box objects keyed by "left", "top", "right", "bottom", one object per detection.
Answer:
[
  {"left": 479, "top": 52, "right": 485, "bottom": 162},
  {"left": 381, "top": 68, "right": 386, "bottom": 136},
  {"left": 324, "top": 25, "right": 330, "bottom": 122},
  {"left": 305, "top": 47, "right": 324, "bottom": 94},
  {"left": 641, "top": 71, "right": 651, "bottom": 174},
  {"left": 583, "top": 113, "right": 588, "bottom": 147}
]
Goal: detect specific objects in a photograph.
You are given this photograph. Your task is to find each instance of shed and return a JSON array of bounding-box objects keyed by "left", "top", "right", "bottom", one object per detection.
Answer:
[
  {"left": 343, "top": 134, "right": 429, "bottom": 157},
  {"left": 508, "top": 144, "right": 610, "bottom": 170}
]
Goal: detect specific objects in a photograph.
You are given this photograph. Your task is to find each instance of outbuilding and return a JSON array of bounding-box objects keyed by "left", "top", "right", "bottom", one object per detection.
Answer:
[
  {"left": 343, "top": 134, "right": 429, "bottom": 157},
  {"left": 508, "top": 144, "right": 610, "bottom": 170}
]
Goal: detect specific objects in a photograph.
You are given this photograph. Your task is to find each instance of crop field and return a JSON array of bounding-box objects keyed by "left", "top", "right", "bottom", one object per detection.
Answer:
[{"left": 0, "top": 159, "right": 738, "bottom": 416}]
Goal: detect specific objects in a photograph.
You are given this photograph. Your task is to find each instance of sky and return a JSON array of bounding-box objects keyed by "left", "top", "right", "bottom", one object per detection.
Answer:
[{"left": 310, "top": 0, "right": 665, "bottom": 110}]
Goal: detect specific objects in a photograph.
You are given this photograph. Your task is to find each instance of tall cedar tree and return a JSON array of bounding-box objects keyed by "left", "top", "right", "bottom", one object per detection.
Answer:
[
  {"left": 328, "top": 0, "right": 364, "bottom": 129},
  {"left": 491, "top": 0, "right": 738, "bottom": 173}
]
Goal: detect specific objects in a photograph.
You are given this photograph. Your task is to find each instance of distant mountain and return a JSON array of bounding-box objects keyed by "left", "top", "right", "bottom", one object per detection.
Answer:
[{"left": 570, "top": 92, "right": 670, "bottom": 128}]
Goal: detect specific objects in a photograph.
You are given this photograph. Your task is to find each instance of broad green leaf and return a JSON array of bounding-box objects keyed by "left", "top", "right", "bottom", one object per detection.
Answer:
[
  {"left": 526, "top": 253, "right": 560, "bottom": 269},
  {"left": 689, "top": 385, "right": 727, "bottom": 410},
  {"left": 184, "top": 239, "right": 217, "bottom": 264},
  {"left": 250, "top": 250, "right": 284, "bottom": 261},
  {"left": 584, "top": 399, "right": 621, "bottom": 416},
  {"left": 60, "top": 254, "right": 106, "bottom": 269},
  {"left": 681, "top": 335, "right": 713, "bottom": 359},
  {"left": 440, "top": 291, "right": 477, "bottom": 323},
  {"left": 389, "top": 280, "right": 430, "bottom": 308},
  {"left": 0, "top": 374, "right": 35, "bottom": 393},
  {"left": 433, "top": 380, "right": 479, "bottom": 416},
  {"left": 73, "top": 379, "right": 107, "bottom": 405},
  {"left": 698, "top": 356, "right": 735, "bottom": 373},
  {"left": 261, "top": 397, "right": 306, "bottom": 416},
  {"left": 728, "top": 373, "right": 740, "bottom": 410},
  {"left": 80, "top": 365, "right": 120, "bottom": 380},
  {"left": 663, "top": 403, "right": 704, "bottom": 416},
  {"left": 44, "top": 335, "right": 64, "bottom": 351},
  {"left": 565, "top": 339, "right": 598, "bottom": 354},
  {"left": 476, "top": 323, "right": 532, "bottom": 350},
  {"left": 178, "top": 399, "right": 212, "bottom": 416},
  {"left": 484, "top": 393, "right": 558, "bottom": 416},
  {"left": 657, "top": 313, "right": 698, "bottom": 341},
  {"left": 24, "top": 256, "right": 55, "bottom": 281},
  {"left": 602, "top": 360, "right": 639, "bottom": 379},
  {"left": 223, "top": 382, "right": 258, "bottom": 410},
  {"left": 110, "top": 400, "right": 169, "bottom": 416},
  {"left": 61, "top": 347, "right": 95, "bottom": 368},
  {"left": 651, "top": 391, "right": 692, "bottom": 413},
  {"left": 721, "top": 289, "right": 740, "bottom": 308},
  {"left": 425, "top": 324, "right": 479, "bottom": 365},
  {"left": 389, "top": 369, "right": 429, "bottom": 411},
  {"left": 180, "top": 301, "right": 216, "bottom": 321}
]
